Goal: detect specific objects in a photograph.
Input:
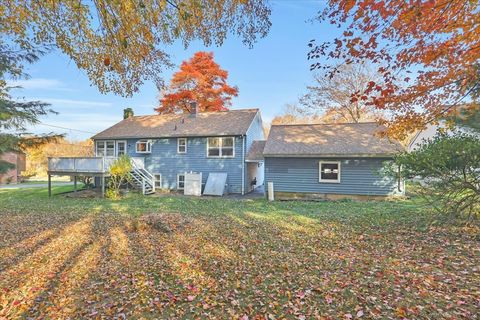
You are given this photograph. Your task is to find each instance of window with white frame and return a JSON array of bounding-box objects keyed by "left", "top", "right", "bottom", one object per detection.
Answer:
[
  {"left": 136, "top": 140, "right": 152, "bottom": 153},
  {"left": 95, "top": 140, "right": 115, "bottom": 157},
  {"left": 177, "top": 138, "right": 187, "bottom": 153},
  {"left": 106, "top": 141, "right": 115, "bottom": 157},
  {"left": 154, "top": 174, "right": 162, "bottom": 188},
  {"left": 319, "top": 161, "right": 341, "bottom": 183},
  {"left": 177, "top": 174, "right": 185, "bottom": 190},
  {"left": 95, "top": 141, "right": 105, "bottom": 156},
  {"left": 207, "top": 137, "right": 234, "bottom": 157}
]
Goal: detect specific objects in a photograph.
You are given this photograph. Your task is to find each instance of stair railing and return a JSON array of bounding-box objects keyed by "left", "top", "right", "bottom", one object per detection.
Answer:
[{"left": 130, "top": 160, "right": 155, "bottom": 194}]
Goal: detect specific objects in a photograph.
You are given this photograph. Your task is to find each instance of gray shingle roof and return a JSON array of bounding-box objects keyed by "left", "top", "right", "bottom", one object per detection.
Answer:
[
  {"left": 92, "top": 109, "right": 259, "bottom": 139},
  {"left": 264, "top": 122, "right": 404, "bottom": 157},
  {"left": 246, "top": 140, "right": 266, "bottom": 161}
]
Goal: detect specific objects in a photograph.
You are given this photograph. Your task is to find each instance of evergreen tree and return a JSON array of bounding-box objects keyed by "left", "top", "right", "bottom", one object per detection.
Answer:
[{"left": 0, "top": 42, "right": 61, "bottom": 173}]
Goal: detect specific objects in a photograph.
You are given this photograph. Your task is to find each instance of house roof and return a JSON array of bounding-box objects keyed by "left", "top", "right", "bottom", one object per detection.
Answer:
[
  {"left": 92, "top": 109, "right": 259, "bottom": 139},
  {"left": 264, "top": 122, "right": 404, "bottom": 157},
  {"left": 246, "top": 140, "right": 266, "bottom": 161}
]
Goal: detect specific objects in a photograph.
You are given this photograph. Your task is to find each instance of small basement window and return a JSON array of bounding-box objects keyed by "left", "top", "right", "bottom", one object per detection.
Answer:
[
  {"left": 136, "top": 140, "right": 152, "bottom": 153},
  {"left": 177, "top": 174, "right": 185, "bottom": 190},
  {"left": 319, "top": 161, "right": 341, "bottom": 183},
  {"left": 154, "top": 174, "right": 162, "bottom": 188},
  {"left": 177, "top": 138, "right": 187, "bottom": 153}
]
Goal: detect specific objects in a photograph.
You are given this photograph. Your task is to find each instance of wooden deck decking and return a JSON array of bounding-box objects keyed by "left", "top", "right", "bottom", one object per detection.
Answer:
[
  {"left": 47, "top": 157, "right": 110, "bottom": 197},
  {"left": 47, "top": 157, "right": 145, "bottom": 197}
]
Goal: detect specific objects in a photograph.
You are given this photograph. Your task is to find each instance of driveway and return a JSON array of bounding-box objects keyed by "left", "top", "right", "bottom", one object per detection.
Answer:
[{"left": 0, "top": 182, "right": 74, "bottom": 189}]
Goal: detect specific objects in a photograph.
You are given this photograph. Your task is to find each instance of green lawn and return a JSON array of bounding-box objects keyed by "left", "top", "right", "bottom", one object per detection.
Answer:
[{"left": 0, "top": 187, "right": 478, "bottom": 319}]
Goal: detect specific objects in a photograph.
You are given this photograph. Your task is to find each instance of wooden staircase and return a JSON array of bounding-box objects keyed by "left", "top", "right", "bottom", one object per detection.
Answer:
[{"left": 130, "top": 161, "right": 155, "bottom": 195}]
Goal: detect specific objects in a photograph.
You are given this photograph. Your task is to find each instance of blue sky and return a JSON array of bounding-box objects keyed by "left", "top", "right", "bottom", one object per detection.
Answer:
[{"left": 11, "top": 0, "right": 336, "bottom": 140}]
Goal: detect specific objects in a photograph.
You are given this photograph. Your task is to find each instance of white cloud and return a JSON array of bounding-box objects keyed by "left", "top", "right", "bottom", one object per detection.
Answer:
[{"left": 8, "top": 78, "right": 73, "bottom": 91}]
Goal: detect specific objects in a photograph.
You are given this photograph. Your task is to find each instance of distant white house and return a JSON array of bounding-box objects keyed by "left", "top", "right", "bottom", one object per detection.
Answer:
[{"left": 408, "top": 122, "right": 476, "bottom": 152}]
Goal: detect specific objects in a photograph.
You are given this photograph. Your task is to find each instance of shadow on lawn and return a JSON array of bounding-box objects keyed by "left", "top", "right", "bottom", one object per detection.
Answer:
[
  {"left": 0, "top": 201, "right": 348, "bottom": 318},
  {"left": 0, "top": 188, "right": 479, "bottom": 318}
]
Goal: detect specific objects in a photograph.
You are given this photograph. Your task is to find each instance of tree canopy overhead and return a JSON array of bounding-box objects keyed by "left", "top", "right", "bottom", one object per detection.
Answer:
[
  {"left": 310, "top": 0, "right": 480, "bottom": 139},
  {"left": 156, "top": 51, "right": 238, "bottom": 114},
  {"left": 0, "top": 0, "right": 271, "bottom": 97}
]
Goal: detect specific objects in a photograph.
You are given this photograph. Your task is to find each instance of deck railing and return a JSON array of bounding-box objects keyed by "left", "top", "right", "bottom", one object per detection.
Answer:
[{"left": 48, "top": 157, "right": 145, "bottom": 173}]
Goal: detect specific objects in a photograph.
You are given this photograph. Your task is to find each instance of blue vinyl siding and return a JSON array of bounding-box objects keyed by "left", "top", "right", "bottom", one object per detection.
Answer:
[
  {"left": 92, "top": 111, "right": 264, "bottom": 195},
  {"left": 265, "top": 157, "right": 399, "bottom": 196},
  {"left": 125, "top": 137, "right": 244, "bottom": 193}
]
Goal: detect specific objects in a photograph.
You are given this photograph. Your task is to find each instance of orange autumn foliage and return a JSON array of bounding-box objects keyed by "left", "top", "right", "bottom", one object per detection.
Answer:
[
  {"left": 310, "top": 0, "right": 480, "bottom": 139},
  {"left": 155, "top": 52, "right": 238, "bottom": 114}
]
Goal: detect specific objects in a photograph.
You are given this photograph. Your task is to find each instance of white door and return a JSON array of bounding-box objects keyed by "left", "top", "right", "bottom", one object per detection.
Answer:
[
  {"left": 116, "top": 141, "right": 126, "bottom": 156},
  {"left": 130, "top": 157, "right": 145, "bottom": 169}
]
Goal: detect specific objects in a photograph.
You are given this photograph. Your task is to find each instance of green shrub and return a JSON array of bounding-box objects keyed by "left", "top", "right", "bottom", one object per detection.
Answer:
[{"left": 389, "top": 132, "right": 480, "bottom": 220}]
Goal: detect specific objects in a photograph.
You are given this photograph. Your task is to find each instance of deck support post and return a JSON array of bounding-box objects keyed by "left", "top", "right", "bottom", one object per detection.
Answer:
[
  {"left": 74, "top": 176, "right": 77, "bottom": 192},
  {"left": 48, "top": 174, "right": 52, "bottom": 197},
  {"left": 101, "top": 175, "right": 105, "bottom": 198}
]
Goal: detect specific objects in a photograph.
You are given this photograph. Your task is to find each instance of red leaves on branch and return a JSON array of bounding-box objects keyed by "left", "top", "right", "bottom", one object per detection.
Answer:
[
  {"left": 311, "top": 0, "right": 480, "bottom": 139},
  {"left": 155, "top": 52, "right": 238, "bottom": 114}
]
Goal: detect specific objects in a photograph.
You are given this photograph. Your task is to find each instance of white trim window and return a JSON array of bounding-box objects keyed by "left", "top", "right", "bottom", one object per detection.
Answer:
[
  {"left": 207, "top": 137, "right": 234, "bottom": 158},
  {"left": 177, "top": 138, "right": 187, "bottom": 153},
  {"left": 177, "top": 174, "right": 185, "bottom": 190},
  {"left": 95, "top": 141, "right": 106, "bottom": 156},
  {"left": 153, "top": 174, "right": 162, "bottom": 188},
  {"left": 136, "top": 140, "right": 152, "bottom": 153},
  {"left": 95, "top": 140, "right": 115, "bottom": 157},
  {"left": 319, "top": 161, "right": 341, "bottom": 183},
  {"left": 106, "top": 141, "right": 115, "bottom": 157}
]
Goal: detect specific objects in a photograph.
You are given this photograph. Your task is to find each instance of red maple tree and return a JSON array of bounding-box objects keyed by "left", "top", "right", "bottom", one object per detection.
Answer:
[
  {"left": 155, "top": 52, "right": 238, "bottom": 114},
  {"left": 310, "top": 0, "right": 480, "bottom": 139}
]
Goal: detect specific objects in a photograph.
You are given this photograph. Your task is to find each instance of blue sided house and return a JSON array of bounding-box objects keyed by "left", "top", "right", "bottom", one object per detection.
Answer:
[
  {"left": 261, "top": 122, "right": 405, "bottom": 200},
  {"left": 47, "top": 109, "right": 404, "bottom": 200},
  {"left": 90, "top": 108, "right": 265, "bottom": 195}
]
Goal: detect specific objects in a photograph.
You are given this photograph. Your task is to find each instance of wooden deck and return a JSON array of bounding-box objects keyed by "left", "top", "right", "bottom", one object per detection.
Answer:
[
  {"left": 48, "top": 157, "right": 112, "bottom": 174},
  {"left": 47, "top": 157, "right": 145, "bottom": 197}
]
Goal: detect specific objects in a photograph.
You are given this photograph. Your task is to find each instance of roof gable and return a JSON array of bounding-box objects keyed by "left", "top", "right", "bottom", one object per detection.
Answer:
[
  {"left": 264, "top": 122, "right": 404, "bottom": 157},
  {"left": 92, "top": 109, "right": 259, "bottom": 139}
]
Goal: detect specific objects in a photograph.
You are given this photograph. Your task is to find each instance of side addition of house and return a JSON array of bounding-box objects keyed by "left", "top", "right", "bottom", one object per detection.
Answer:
[{"left": 261, "top": 122, "right": 405, "bottom": 200}]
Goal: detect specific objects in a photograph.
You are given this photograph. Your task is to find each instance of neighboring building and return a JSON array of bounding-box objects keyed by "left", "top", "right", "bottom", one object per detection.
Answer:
[
  {"left": 90, "top": 108, "right": 265, "bottom": 194},
  {"left": 408, "top": 122, "right": 476, "bottom": 151},
  {"left": 408, "top": 123, "right": 439, "bottom": 151},
  {"left": 0, "top": 152, "right": 26, "bottom": 184},
  {"left": 262, "top": 123, "right": 405, "bottom": 200}
]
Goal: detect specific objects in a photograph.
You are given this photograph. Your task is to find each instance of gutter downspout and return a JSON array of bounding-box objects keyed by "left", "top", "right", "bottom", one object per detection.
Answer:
[{"left": 242, "top": 135, "right": 245, "bottom": 195}]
